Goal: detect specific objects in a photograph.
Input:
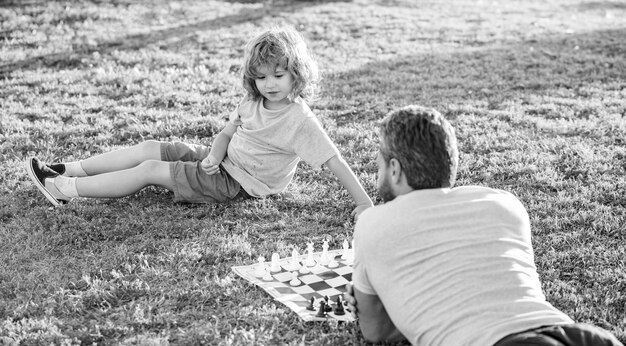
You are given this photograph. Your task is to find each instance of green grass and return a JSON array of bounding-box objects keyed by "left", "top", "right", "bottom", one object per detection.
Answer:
[{"left": 1, "top": 0, "right": 625, "bottom": 344}]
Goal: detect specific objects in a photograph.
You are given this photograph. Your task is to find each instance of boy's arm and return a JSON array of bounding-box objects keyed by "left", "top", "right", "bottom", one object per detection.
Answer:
[
  {"left": 201, "top": 122, "right": 238, "bottom": 174},
  {"left": 346, "top": 283, "right": 406, "bottom": 343},
  {"left": 324, "top": 155, "right": 374, "bottom": 220}
]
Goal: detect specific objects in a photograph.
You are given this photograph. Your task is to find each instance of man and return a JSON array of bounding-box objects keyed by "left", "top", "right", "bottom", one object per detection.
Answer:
[{"left": 343, "top": 105, "right": 622, "bottom": 346}]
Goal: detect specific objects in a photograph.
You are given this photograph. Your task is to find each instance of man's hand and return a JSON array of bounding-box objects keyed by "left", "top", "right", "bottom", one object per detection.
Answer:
[
  {"left": 201, "top": 155, "right": 220, "bottom": 175},
  {"left": 352, "top": 203, "right": 372, "bottom": 222},
  {"left": 343, "top": 282, "right": 358, "bottom": 319}
]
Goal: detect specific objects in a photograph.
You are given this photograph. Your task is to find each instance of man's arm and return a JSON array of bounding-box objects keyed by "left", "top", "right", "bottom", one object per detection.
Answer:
[
  {"left": 201, "top": 122, "right": 238, "bottom": 174},
  {"left": 324, "top": 155, "right": 373, "bottom": 220},
  {"left": 344, "top": 282, "right": 406, "bottom": 343}
]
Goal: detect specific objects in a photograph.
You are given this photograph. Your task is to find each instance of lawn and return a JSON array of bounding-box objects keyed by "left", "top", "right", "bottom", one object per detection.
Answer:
[{"left": 1, "top": 0, "right": 625, "bottom": 344}]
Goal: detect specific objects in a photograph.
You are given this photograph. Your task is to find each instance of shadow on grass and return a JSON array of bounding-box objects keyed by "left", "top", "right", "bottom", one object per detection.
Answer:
[
  {"left": 320, "top": 28, "right": 626, "bottom": 123},
  {"left": 578, "top": 1, "right": 626, "bottom": 11},
  {"left": 0, "top": 0, "right": 350, "bottom": 76}
]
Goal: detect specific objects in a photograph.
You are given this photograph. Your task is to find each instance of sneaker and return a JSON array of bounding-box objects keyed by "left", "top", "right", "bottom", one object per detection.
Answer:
[
  {"left": 47, "top": 163, "right": 66, "bottom": 175},
  {"left": 25, "top": 157, "right": 71, "bottom": 206}
]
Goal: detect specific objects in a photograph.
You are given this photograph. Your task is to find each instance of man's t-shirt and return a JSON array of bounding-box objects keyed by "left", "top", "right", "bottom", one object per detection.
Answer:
[
  {"left": 352, "top": 186, "right": 573, "bottom": 346},
  {"left": 221, "top": 97, "right": 340, "bottom": 197}
]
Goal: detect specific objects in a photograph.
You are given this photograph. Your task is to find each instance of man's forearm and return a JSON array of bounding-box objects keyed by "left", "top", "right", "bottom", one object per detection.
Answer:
[
  {"left": 353, "top": 287, "right": 407, "bottom": 343},
  {"left": 358, "top": 311, "right": 405, "bottom": 343}
]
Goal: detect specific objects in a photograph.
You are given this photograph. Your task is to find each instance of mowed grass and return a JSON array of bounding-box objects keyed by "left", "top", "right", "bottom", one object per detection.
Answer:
[{"left": 1, "top": 0, "right": 625, "bottom": 344}]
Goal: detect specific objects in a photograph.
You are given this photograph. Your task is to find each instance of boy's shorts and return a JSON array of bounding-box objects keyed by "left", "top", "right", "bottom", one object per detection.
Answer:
[
  {"left": 494, "top": 323, "right": 623, "bottom": 346},
  {"left": 160, "top": 141, "right": 249, "bottom": 203}
]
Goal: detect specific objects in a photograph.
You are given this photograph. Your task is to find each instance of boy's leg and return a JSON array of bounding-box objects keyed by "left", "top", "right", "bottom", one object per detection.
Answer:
[
  {"left": 74, "top": 160, "right": 174, "bottom": 198},
  {"left": 76, "top": 140, "right": 163, "bottom": 176}
]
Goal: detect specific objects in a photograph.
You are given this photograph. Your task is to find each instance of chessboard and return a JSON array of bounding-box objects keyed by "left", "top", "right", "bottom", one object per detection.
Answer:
[{"left": 232, "top": 247, "right": 355, "bottom": 322}]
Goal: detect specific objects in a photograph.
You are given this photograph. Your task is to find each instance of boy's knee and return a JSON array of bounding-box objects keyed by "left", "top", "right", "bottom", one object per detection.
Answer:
[
  {"left": 136, "top": 159, "right": 162, "bottom": 172},
  {"left": 135, "top": 160, "right": 172, "bottom": 184}
]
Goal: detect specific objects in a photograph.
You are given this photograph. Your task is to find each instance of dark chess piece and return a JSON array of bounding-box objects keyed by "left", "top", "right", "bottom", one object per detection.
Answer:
[
  {"left": 306, "top": 297, "right": 315, "bottom": 311},
  {"left": 334, "top": 296, "right": 345, "bottom": 315},
  {"left": 324, "top": 296, "right": 333, "bottom": 312},
  {"left": 316, "top": 301, "right": 327, "bottom": 317}
]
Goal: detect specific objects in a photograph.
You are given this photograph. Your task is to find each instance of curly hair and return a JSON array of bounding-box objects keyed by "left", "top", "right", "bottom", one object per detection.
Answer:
[
  {"left": 379, "top": 105, "right": 459, "bottom": 189},
  {"left": 241, "top": 26, "right": 319, "bottom": 102}
]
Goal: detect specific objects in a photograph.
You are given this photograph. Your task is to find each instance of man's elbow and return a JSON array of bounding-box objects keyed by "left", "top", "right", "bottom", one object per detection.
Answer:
[{"left": 359, "top": 324, "right": 391, "bottom": 343}]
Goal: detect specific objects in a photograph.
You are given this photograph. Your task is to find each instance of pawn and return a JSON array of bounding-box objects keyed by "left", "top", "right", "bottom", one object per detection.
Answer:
[
  {"left": 327, "top": 257, "right": 339, "bottom": 268},
  {"left": 334, "top": 296, "right": 345, "bottom": 316},
  {"left": 262, "top": 267, "right": 273, "bottom": 281},
  {"left": 298, "top": 263, "right": 310, "bottom": 274},
  {"left": 289, "top": 271, "right": 301, "bottom": 286},
  {"left": 316, "top": 301, "right": 327, "bottom": 318},
  {"left": 254, "top": 256, "right": 266, "bottom": 277},
  {"left": 270, "top": 253, "right": 281, "bottom": 273}
]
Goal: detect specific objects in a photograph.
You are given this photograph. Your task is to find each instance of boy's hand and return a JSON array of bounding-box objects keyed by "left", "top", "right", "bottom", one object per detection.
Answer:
[
  {"left": 343, "top": 282, "right": 358, "bottom": 319},
  {"left": 201, "top": 156, "right": 221, "bottom": 175},
  {"left": 352, "top": 203, "right": 372, "bottom": 222}
]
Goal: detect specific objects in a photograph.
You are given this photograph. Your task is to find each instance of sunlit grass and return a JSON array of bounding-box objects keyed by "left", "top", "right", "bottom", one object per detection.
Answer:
[{"left": 1, "top": 0, "right": 625, "bottom": 344}]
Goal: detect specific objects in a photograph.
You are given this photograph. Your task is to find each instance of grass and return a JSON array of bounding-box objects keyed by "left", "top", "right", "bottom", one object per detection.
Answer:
[{"left": 1, "top": 0, "right": 625, "bottom": 344}]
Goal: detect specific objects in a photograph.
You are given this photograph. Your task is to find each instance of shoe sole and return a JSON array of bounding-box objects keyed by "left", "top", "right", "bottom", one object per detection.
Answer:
[{"left": 25, "top": 158, "right": 62, "bottom": 207}]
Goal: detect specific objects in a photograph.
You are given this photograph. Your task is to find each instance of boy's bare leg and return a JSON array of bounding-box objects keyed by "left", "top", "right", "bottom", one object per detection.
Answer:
[
  {"left": 79, "top": 140, "right": 163, "bottom": 176},
  {"left": 75, "top": 160, "right": 174, "bottom": 198}
]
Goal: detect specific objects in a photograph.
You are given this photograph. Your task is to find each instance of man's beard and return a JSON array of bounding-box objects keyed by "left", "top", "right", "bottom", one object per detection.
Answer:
[{"left": 377, "top": 174, "right": 396, "bottom": 203}]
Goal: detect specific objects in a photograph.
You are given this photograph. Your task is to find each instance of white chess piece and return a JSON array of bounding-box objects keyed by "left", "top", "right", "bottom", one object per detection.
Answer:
[
  {"left": 289, "top": 271, "right": 301, "bottom": 286},
  {"left": 262, "top": 266, "right": 273, "bottom": 281},
  {"left": 328, "top": 257, "right": 338, "bottom": 268},
  {"left": 299, "top": 264, "right": 310, "bottom": 274},
  {"left": 319, "top": 239, "right": 330, "bottom": 266},
  {"left": 254, "top": 256, "right": 266, "bottom": 277},
  {"left": 346, "top": 239, "right": 355, "bottom": 263},
  {"left": 270, "top": 253, "right": 281, "bottom": 272},
  {"left": 289, "top": 249, "right": 301, "bottom": 271},
  {"left": 305, "top": 242, "right": 316, "bottom": 267},
  {"left": 341, "top": 239, "right": 350, "bottom": 260}
]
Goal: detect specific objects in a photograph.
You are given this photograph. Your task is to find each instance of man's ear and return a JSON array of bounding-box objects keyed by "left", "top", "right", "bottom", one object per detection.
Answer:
[{"left": 389, "top": 158, "right": 403, "bottom": 184}]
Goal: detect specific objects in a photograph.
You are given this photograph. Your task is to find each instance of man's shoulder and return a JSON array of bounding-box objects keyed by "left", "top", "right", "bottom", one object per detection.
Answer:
[
  {"left": 355, "top": 200, "right": 402, "bottom": 235},
  {"left": 358, "top": 186, "right": 523, "bottom": 223},
  {"left": 452, "top": 185, "right": 522, "bottom": 204}
]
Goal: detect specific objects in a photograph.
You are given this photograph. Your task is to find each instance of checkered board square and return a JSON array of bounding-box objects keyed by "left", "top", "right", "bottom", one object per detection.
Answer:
[{"left": 232, "top": 249, "right": 355, "bottom": 322}]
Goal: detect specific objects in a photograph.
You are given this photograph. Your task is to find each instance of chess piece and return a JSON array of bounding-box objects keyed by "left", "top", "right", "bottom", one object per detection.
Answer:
[
  {"left": 289, "top": 271, "right": 301, "bottom": 286},
  {"left": 305, "top": 242, "right": 316, "bottom": 267},
  {"left": 323, "top": 296, "right": 333, "bottom": 312},
  {"left": 319, "top": 239, "right": 330, "bottom": 266},
  {"left": 341, "top": 239, "right": 350, "bottom": 260},
  {"left": 262, "top": 267, "right": 273, "bottom": 281},
  {"left": 328, "top": 256, "right": 338, "bottom": 268},
  {"left": 254, "top": 256, "right": 266, "bottom": 277},
  {"left": 270, "top": 253, "right": 281, "bottom": 272},
  {"left": 288, "top": 249, "right": 301, "bottom": 271},
  {"left": 306, "top": 297, "right": 315, "bottom": 311},
  {"left": 298, "top": 263, "right": 310, "bottom": 274},
  {"left": 345, "top": 240, "right": 355, "bottom": 264},
  {"left": 316, "top": 301, "right": 327, "bottom": 317},
  {"left": 334, "top": 296, "right": 345, "bottom": 315}
]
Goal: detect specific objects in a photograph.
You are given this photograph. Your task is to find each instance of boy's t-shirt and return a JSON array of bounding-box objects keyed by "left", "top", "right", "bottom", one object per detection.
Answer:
[
  {"left": 221, "top": 97, "right": 340, "bottom": 197},
  {"left": 352, "top": 186, "right": 573, "bottom": 346}
]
